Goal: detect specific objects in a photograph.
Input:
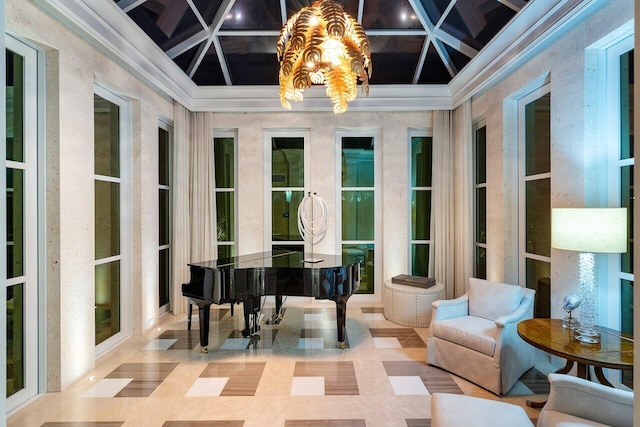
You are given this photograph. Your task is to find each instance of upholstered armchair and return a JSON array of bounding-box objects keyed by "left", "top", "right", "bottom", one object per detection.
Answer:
[
  {"left": 538, "top": 373, "right": 633, "bottom": 427},
  {"left": 427, "top": 277, "right": 535, "bottom": 395}
]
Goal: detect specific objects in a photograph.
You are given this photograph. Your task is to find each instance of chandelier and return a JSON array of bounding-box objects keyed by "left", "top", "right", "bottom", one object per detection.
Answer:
[{"left": 277, "top": 0, "right": 372, "bottom": 114}]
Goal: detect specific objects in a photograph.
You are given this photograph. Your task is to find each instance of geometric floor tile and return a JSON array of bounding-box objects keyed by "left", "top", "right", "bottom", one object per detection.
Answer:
[
  {"left": 163, "top": 422, "right": 244, "bottom": 427},
  {"left": 363, "top": 312, "right": 387, "bottom": 321},
  {"left": 185, "top": 377, "right": 229, "bottom": 397},
  {"left": 285, "top": 421, "right": 366, "bottom": 427},
  {"left": 105, "top": 363, "right": 179, "bottom": 397},
  {"left": 290, "top": 376, "right": 325, "bottom": 395},
  {"left": 513, "top": 367, "right": 550, "bottom": 395},
  {"left": 80, "top": 378, "right": 132, "bottom": 398},
  {"left": 361, "top": 307, "right": 385, "bottom": 314},
  {"left": 405, "top": 420, "right": 431, "bottom": 427},
  {"left": 303, "top": 307, "right": 336, "bottom": 321},
  {"left": 388, "top": 376, "right": 429, "bottom": 395},
  {"left": 41, "top": 423, "right": 125, "bottom": 427},
  {"left": 373, "top": 337, "right": 402, "bottom": 348},
  {"left": 293, "top": 361, "right": 358, "bottom": 395},
  {"left": 199, "top": 362, "right": 265, "bottom": 396},
  {"left": 220, "top": 329, "right": 278, "bottom": 350},
  {"left": 142, "top": 338, "right": 178, "bottom": 350},
  {"left": 383, "top": 361, "right": 463, "bottom": 395},
  {"left": 369, "top": 328, "right": 426, "bottom": 348},
  {"left": 300, "top": 329, "right": 350, "bottom": 349},
  {"left": 157, "top": 330, "right": 201, "bottom": 350}
]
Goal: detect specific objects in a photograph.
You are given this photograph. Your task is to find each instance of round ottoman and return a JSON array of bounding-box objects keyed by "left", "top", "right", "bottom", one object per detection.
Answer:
[{"left": 383, "top": 280, "right": 445, "bottom": 327}]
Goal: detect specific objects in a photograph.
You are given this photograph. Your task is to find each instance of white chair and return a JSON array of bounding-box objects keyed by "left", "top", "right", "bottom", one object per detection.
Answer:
[
  {"left": 430, "top": 393, "right": 534, "bottom": 427},
  {"left": 538, "top": 373, "right": 633, "bottom": 427},
  {"left": 427, "top": 277, "right": 535, "bottom": 395}
]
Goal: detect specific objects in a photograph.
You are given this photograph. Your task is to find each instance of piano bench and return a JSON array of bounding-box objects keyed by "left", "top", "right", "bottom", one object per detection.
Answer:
[{"left": 383, "top": 280, "right": 445, "bottom": 328}]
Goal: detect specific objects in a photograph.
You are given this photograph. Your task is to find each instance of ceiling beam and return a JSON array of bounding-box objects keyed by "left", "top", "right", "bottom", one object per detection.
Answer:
[
  {"left": 117, "top": 0, "right": 147, "bottom": 13},
  {"left": 498, "top": 0, "right": 527, "bottom": 13}
]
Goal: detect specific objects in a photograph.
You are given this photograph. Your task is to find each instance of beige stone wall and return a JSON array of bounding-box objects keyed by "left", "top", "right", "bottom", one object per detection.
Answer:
[
  {"left": 7, "top": 0, "right": 173, "bottom": 390},
  {"left": 467, "top": 0, "right": 633, "bottom": 319}
]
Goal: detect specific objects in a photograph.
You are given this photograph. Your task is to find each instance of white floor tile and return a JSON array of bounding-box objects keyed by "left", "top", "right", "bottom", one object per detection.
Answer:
[
  {"left": 373, "top": 337, "right": 402, "bottom": 348},
  {"left": 142, "top": 339, "right": 177, "bottom": 350},
  {"left": 363, "top": 313, "right": 387, "bottom": 321},
  {"left": 185, "top": 377, "right": 229, "bottom": 397},
  {"left": 220, "top": 338, "right": 250, "bottom": 350},
  {"left": 304, "top": 313, "right": 324, "bottom": 322},
  {"left": 290, "top": 376, "right": 325, "bottom": 396},
  {"left": 298, "top": 337, "right": 325, "bottom": 349},
  {"left": 81, "top": 378, "right": 132, "bottom": 398},
  {"left": 389, "top": 376, "right": 429, "bottom": 395}
]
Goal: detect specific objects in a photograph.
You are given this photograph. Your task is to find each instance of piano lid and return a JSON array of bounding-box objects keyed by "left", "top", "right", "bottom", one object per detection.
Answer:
[{"left": 189, "top": 249, "right": 351, "bottom": 270}]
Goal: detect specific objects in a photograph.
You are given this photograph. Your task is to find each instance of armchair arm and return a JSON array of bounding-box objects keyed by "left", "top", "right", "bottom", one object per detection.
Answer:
[
  {"left": 495, "top": 289, "right": 535, "bottom": 328},
  {"left": 431, "top": 294, "right": 469, "bottom": 322},
  {"left": 541, "top": 374, "right": 633, "bottom": 427}
]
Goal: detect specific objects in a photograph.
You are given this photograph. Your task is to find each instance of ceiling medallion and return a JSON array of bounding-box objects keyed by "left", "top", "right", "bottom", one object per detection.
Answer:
[{"left": 277, "top": 0, "right": 372, "bottom": 114}]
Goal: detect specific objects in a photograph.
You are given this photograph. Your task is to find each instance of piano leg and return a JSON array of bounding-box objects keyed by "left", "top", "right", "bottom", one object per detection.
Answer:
[
  {"left": 187, "top": 303, "right": 193, "bottom": 330},
  {"left": 335, "top": 297, "right": 348, "bottom": 349},
  {"left": 197, "top": 302, "right": 212, "bottom": 353},
  {"left": 242, "top": 296, "right": 261, "bottom": 337}
]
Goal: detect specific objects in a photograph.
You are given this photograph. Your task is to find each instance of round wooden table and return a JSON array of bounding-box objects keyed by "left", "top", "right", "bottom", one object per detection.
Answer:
[{"left": 517, "top": 318, "right": 633, "bottom": 407}]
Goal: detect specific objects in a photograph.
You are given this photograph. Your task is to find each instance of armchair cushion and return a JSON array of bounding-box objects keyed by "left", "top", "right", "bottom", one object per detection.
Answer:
[
  {"left": 538, "top": 373, "right": 633, "bottom": 427},
  {"left": 432, "top": 316, "right": 496, "bottom": 357},
  {"left": 468, "top": 277, "right": 524, "bottom": 321}
]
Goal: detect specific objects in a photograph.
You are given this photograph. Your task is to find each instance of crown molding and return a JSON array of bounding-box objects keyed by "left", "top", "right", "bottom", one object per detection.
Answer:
[{"left": 34, "top": 0, "right": 604, "bottom": 113}]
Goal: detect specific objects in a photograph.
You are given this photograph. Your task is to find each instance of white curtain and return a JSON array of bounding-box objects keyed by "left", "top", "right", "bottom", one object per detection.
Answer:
[
  {"left": 189, "top": 112, "right": 217, "bottom": 262},
  {"left": 171, "top": 102, "right": 191, "bottom": 315},
  {"left": 431, "top": 110, "right": 456, "bottom": 299},
  {"left": 453, "top": 100, "right": 474, "bottom": 297},
  {"left": 170, "top": 106, "right": 217, "bottom": 315}
]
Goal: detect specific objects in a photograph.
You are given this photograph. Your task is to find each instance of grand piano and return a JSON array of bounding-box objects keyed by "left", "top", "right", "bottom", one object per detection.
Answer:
[{"left": 182, "top": 250, "right": 360, "bottom": 352}]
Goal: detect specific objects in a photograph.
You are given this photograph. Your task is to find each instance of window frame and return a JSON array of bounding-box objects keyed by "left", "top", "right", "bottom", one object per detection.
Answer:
[{"left": 213, "top": 130, "right": 238, "bottom": 259}]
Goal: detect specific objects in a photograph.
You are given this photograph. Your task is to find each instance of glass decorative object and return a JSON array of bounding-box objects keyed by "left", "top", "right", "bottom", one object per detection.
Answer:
[{"left": 561, "top": 293, "right": 581, "bottom": 330}]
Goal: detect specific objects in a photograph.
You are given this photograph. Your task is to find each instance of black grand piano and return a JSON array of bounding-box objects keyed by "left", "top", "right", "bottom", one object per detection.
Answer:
[{"left": 182, "top": 250, "right": 360, "bottom": 352}]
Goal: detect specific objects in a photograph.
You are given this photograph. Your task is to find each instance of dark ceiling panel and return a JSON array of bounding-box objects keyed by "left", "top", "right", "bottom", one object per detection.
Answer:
[
  {"left": 126, "top": 0, "right": 204, "bottom": 51},
  {"left": 112, "top": 0, "right": 530, "bottom": 86},
  {"left": 368, "top": 35, "right": 424, "bottom": 84},
  {"left": 362, "top": 0, "right": 423, "bottom": 30},
  {"left": 220, "top": 0, "right": 283, "bottom": 31},
  {"left": 221, "top": 36, "right": 280, "bottom": 85}
]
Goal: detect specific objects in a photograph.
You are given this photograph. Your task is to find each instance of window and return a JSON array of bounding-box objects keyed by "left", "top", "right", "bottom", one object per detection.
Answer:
[
  {"left": 519, "top": 87, "right": 551, "bottom": 318},
  {"left": 338, "top": 132, "right": 379, "bottom": 295},
  {"left": 473, "top": 121, "right": 487, "bottom": 279},
  {"left": 214, "top": 131, "right": 237, "bottom": 259},
  {"left": 409, "top": 131, "right": 433, "bottom": 277},
  {"left": 5, "top": 36, "right": 40, "bottom": 411},
  {"left": 158, "top": 122, "right": 172, "bottom": 312},
  {"left": 94, "top": 85, "right": 130, "bottom": 353},
  {"left": 265, "top": 131, "right": 308, "bottom": 253}
]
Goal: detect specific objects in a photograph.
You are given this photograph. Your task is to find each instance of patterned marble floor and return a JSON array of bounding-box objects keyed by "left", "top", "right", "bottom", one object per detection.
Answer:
[{"left": 8, "top": 303, "right": 550, "bottom": 427}]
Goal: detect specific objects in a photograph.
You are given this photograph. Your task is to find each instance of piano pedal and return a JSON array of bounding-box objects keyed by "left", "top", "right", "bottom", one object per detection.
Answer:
[
  {"left": 201, "top": 346, "right": 208, "bottom": 353},
  {"left": 266, "top": 314, "right": 282, "bottom": 324}
]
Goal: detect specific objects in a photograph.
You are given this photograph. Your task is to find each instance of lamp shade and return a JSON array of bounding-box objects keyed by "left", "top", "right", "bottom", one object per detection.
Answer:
[{"left": 551, "top": 208, "right": 627, "bottom": 253}]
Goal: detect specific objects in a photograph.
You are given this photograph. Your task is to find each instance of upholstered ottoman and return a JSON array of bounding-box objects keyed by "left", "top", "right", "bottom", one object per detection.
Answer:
[
  {"left": 383, "top": 279, "right": 445, "bottom": 327},
  {"left": 430, "top": 393, "right": 534, "bottom": 427}
]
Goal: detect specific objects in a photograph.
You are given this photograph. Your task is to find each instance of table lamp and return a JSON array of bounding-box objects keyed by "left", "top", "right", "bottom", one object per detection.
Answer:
[{"left": 551, "top": 208, "right": 627, "bottom": 343}]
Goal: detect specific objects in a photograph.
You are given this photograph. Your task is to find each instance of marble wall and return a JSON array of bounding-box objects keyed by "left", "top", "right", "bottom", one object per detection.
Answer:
[
  {"left": 467, "top": 0, "right": 633, "bottom": 320},
  {"left": 7, "top": 0, "right": 173, "bottom": 390}
]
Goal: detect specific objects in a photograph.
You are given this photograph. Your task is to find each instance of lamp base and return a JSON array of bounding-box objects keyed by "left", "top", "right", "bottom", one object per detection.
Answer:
[
  {"left": 573, "top": 328, "right": 600, "bottom": 344},
  {"left": 562, "top": 316, "right": 579, "bottom": 330}
]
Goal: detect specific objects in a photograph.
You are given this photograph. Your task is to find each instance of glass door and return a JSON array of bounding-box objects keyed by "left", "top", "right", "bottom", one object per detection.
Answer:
[{"left": 5, "top": 36, "right": 39, "bottom": 412}]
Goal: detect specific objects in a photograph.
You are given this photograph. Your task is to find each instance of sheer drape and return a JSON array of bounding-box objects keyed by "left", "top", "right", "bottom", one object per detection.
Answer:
[
  {"left": 171, "top": 102, "right": 191, "bottom": 315},
  {"left": 453, "top": 101, "right": 474, "bottom": 297},
  {"left": 170, "top": 106, "right": 217, "bottom": 315},
  {"left": 431, "top": 110, "right": 456, "bottom": 299},
  {"left": 189, "top": 112, "right": 217, "bottom": 262}
]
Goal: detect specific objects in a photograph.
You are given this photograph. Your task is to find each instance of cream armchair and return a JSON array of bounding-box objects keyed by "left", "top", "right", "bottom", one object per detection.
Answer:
[
  {"left": 427, "top": 277, "right": 535, "bottom": 395},
  {"left": 538, "top": 373, "right": 633, "bottom": 427}
]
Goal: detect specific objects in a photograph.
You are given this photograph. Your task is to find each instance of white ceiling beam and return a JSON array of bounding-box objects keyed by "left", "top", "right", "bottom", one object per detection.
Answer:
[
  {"left": 117, "top": 0, "right": 147, "bottom": 13},
  {"left": 498, "top": 0, "right": 527, "bottom": 13},
  {"left": 165, "top": 29, "right": 210, "bottom": 59}
]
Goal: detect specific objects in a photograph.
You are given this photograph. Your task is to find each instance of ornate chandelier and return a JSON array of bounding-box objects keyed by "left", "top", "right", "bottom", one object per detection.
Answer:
[{"left": 277, "top": 0, "right": 372, "bottom": 114}]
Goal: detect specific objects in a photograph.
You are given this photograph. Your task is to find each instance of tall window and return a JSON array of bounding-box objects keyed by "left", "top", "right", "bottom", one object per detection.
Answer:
[
  {"left": 94, "top": 86, "right": 130, "bottom": 351},
  {"left": 158, "top": 123, "right": 171, "bottom": 312},
  {"left": 6, "top": 38, "right": 39, "bottom": 410},
  {"left": 615, "top": 47, "right": 634, "bottom": 388},
  {"left": 474, "top": 121, "right": 487, "bottom": 279},
  {"left": 339, "top": 133, "right": 378, "bottom": 294},
  {"left": 409, "top": 132, "right": 432, "bottom": 276},
  {"left": 266, "top": 131, "right": 308, "bottom": 253},
  {"left": 214, "top": 132, "right": 237, "bottom": 259},
  {"left": 519, "top": 88, "right": 551, "bottom": 318}
]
